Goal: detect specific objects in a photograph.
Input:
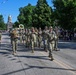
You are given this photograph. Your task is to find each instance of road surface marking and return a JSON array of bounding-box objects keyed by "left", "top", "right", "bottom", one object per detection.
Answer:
[
  {"left": 54, "top": 59, "right": 76, "bottom": 75},
  {"left": 40, "top": 51, "right": 76, "bottom": 75}
]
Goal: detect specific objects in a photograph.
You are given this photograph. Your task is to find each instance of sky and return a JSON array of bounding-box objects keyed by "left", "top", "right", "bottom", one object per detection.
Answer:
[{"left": 0, "top": 0, "right": 53, "bottom": 23}]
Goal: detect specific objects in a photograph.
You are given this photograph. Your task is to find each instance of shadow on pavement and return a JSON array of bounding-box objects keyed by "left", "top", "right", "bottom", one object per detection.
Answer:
[
  {"left": 16, "top": 55, "right": 48, "bottom": 60},
  {"left": 2, "top": 63, "right": 76, "bottom": 75},
  {"left": 0, "top": 43, "right": 12, "bottom": 51},
  {"left": 58, "top": 42, "right": 76, "bottom": 50}
]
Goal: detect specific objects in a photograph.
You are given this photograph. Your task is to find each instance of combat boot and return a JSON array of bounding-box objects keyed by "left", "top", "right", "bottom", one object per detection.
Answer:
[
  {"left": 44, "top": 47, "right": 48, "bottom": 52},
  {"left": 48, "top": 55, "right": 54, "bottom": 61},
  {"left": 32, "top": 49, "right": 34, "bottom": 53},
  {"left": 12, "top": 52, "right": 16, "bottom": 55},
  {"left": 50, "top": 56, "right": 54, "bottom": 61}
]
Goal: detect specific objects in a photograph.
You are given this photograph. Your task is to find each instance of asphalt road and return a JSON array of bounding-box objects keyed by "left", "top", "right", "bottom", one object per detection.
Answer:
[{"left": 0, "top": 32, "right": 76, "bottom": 75}]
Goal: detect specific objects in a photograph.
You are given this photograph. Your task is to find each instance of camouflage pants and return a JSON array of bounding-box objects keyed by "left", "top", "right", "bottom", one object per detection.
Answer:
[
  {"left": 20, "top": 36, "right": 22, "bottom": 43},
  {"left": 48, "top": 43, "right": 55, "bottom": 58},
  {"left": 38, "top": 37, "right": 42, "bottom": 48},
  {"left": 54, "top": 38, "right": 59, "bottom": 50},
  {"left": 43, "top": 39, "right": 48, "bottom": 52},
  {"left": 26, "top": 38, "right": 30, "bottom": 48},
  {"left": 31, "top": 41, "right": 36, "bottom": 53},
  {"left": 12, "top": 39, "right": 17, "bottom": 53}
]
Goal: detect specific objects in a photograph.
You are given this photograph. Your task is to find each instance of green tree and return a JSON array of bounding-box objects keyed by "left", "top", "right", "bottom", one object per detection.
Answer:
[
  {"left": 17, "top": 3, "right": 35, "bottom": 28},
  {"left": 52, "top": 0, "right": 76, "bottom": 30},
  {"left": 32, "top": 0, "right": 52, "bottom": 29},
  {"left": 0, "top": 15, "right": 6, "bottom": 30},
  {"left": 13, "top": 21, "right": 19, "bottom": 28}
]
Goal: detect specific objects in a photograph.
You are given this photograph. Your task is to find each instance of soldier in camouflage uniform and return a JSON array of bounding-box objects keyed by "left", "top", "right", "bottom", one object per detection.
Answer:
[
  {"left": 10, "top": 29, "right": 18, "bottom": 55},
  {"left": 26, "top": 29, "right": 31, "bottom": 48},
  {"left": 42, "top": 26, "right": 49, "bottom": 52},
  {"left": 38, "top": 27, "right": 42, "bottom": 48},
  {"left": 24, "top": 28, "right": 28, "bottom": 47},
  {"left": 30, "top": 27, "right": 37, "bottom": 53},
  {"left": 54, "top": 27, "right": 60, "bottom": 51},
  {"left": 34, "top": 27, "right": 38, "bottom": 47},
  {"left": 47, "top": 26, "right": 56, "bottom": 61},
  {"left": 19, "top": 29, "right": 23, "bottom": 43},
  {"left": 22, "top": 29, "right": 26, "bottom": 44}
]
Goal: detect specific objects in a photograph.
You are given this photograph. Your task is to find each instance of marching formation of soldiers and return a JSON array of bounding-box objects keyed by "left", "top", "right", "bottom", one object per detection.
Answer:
[{"left": 9, "top": 26, "right": 60, "bottom": 61}]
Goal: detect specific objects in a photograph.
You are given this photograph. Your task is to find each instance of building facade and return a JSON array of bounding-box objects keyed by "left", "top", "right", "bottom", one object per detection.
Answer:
[{"left": 7, "top": 15, "right": 13, "bottom": 31}]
